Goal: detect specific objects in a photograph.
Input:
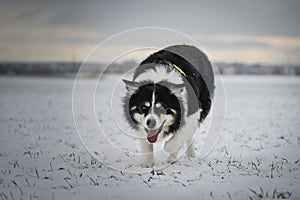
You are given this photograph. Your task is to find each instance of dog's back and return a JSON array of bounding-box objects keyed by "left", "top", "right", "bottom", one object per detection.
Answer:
[{"left": 135, "top": 45, "right": 215, "bottom": 122}]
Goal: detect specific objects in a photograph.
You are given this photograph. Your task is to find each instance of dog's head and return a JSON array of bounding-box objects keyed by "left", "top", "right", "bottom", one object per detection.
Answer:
[{"left": 123, "top": 80, "right": 185, "bottom": 143}]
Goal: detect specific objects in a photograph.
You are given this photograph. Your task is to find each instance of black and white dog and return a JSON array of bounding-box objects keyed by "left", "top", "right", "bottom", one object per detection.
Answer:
[{"left": 123, "top": 45, "right": 214, "bottom": 167}]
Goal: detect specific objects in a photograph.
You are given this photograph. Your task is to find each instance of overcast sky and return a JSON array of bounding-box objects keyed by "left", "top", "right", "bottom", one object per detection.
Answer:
[{"left": 1, "top": 0, "right": 300, "bottom": 64}]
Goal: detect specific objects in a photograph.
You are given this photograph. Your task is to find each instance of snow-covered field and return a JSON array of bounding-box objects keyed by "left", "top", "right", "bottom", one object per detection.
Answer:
[{"left": 0, "top": 75, "right": 299, "bottom": 200}]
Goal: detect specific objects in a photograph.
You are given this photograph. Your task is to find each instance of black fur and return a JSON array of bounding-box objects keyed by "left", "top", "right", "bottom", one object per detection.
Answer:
[
  {"left": 123, "top": 45, "right": 214, "bottom": 138},
  {"left": 133, "top": 48, "right": 213, "bottom": 122},
  {"left": 122, "top": 82, "right": 184, "bottom": 136}
]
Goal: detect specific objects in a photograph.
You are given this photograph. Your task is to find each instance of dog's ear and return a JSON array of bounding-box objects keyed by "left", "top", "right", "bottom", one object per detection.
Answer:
[
  {"left": 169, "top": 83, "right": 185, "bottom": 95},
  {"left": 122, "top": 79, "right": 140, "bottom": 92}
]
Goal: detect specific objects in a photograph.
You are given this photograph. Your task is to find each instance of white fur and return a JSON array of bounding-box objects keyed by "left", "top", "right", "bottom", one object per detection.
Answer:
[
  {"left": 139, "top": 139, "right": 154, "bottom": 168},
  {"left": 138, "top": 112, "right": 199, "bottom": 167},
  {"left": 132, "top": 64, "right": 200, "bottom": 168},
  {"left": 164, "top": 112, "right": 199, "bottom": 163},
  {"left": 134, "top": 64, "right": 184, "bottom": 84},
  {"left": 135, "top": 64, "right": 189, "bottom": 116}
]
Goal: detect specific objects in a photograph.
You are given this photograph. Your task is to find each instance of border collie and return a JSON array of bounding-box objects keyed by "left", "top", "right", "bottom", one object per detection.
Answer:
[{"left": 122, "top": 45, "right": 214, "bottom": 168}]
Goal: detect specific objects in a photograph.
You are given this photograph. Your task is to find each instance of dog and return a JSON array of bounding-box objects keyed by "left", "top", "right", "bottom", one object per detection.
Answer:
[{"left": 122, "top": 45, "right": 214, "bottom": 168}]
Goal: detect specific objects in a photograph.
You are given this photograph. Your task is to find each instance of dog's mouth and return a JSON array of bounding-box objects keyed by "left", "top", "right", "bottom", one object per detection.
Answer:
[{"left": 145, "top": 120, "right": 166, "bottom": 143}]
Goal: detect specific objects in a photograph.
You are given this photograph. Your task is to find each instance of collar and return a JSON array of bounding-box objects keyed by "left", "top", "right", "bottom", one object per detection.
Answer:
[{"left": 163, "top": 59, "right": 186, "bottom": 77}]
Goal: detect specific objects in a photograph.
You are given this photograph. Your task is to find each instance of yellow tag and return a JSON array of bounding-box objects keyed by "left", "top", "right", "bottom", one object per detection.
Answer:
[{"left": 164, "top": 60, "right": 186, "bottom": 77}]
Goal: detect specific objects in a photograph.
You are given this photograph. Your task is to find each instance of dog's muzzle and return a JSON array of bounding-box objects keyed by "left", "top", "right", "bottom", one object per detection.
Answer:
[{"left": 145, "top": 120, "right": 166, "bottom": 143}]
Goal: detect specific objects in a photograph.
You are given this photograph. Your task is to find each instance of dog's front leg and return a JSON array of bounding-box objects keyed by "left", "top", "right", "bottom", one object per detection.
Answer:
[
  {"left": 139, "top": 139, "right": 154, "bottom": 168},
  {"left": 164, "top": 134, "right": 181, "bottom": 164}
]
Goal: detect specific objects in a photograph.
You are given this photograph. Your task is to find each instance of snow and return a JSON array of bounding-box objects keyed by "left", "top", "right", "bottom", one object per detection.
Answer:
[{"left": 0, "top": 75, "right": 299, "bottom": 200}]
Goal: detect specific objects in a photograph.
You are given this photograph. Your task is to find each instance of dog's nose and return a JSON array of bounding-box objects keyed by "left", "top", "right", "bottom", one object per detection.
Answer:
[{"left": 146, "top": 118, "right": 156, "bottom": 129}]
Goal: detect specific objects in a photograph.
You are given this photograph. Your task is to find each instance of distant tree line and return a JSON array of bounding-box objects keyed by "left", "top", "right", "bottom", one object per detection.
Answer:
[{"left": 0, "top": 61, "right": 299, "bottom": 76}]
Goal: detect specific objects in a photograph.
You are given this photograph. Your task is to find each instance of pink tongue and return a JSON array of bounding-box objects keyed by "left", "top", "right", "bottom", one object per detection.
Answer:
[{"left": 147, "top": 129, "right": 159, "bottom": 143}]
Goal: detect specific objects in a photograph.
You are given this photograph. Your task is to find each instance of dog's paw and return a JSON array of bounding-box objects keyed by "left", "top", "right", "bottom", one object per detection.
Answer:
[
  {"left": 140, "top": 161, "right": 154, "bottom": 168},
  {"left": 166, "top": 156, "right": 177, "bottom": 165},
  {"left": 186, "top": 148, "right": 196, "bottom": 158}
]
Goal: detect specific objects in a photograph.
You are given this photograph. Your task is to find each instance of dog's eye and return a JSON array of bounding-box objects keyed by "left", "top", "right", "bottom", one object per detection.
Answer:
[
  {"left": 139, "top": 105, "right": 148, "bottom": 111},
  {"left": 136, "top": 106, "right": 143, "bottom": 113},
  {"left": 166, "top": 108, "right": 175, "bottom": 115}
]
